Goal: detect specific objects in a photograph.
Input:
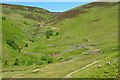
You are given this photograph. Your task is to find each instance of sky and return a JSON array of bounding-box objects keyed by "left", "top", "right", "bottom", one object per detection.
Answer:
[
  {"left": 1, "top": 0, "right": 96, "bottom": 2},
  {"left": 3, "top": 2, "right": 89, "bottom": 12}
]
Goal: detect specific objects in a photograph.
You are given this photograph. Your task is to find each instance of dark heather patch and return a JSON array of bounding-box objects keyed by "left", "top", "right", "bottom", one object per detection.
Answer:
[
  {"left": 48, "top": 2, "right": 117, "bottom": 25},
  {"left": 89, "top": 2, "right": 116, "bottom": 8},
  {"left": 24, "top": 13, "right": 44, "bottom": 21},
  {"left": 49, "top": 9, "right": 88, "bottom": 25},
  {"left": 89, "top": 19, "right": 101, "bottom": 24}
]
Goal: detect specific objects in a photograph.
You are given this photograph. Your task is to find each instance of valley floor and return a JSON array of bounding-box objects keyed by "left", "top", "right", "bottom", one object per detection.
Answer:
[{"left": 2, "top": 51, "right": 118, "bottom": 78}]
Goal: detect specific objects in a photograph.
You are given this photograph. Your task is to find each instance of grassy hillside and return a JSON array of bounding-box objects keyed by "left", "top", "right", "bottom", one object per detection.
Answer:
[
  {"left": 2, "top": 2, "right": 118, "bottom": 78},
  {"left": 2, "top": 4, "right": 53, "bottom": 21},
  {"left": 2, "top": 3, "right": 54, "bottom": 68}
]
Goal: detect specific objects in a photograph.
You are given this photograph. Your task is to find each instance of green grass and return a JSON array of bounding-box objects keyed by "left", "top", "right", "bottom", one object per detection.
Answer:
[
  {"left": 71, "top": 52, "right": 118, "bottom": 78},
  {"left": 2, "top": 2, "right": 118, "bottom": 78}
]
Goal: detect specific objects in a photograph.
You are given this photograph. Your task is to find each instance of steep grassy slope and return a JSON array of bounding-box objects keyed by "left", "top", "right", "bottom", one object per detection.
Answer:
[
  {"left": 2, "top": 4, "right": 55, "bottom": 68},
  {"left": 2, "top": 2, "right": 118, "bottom": 78},
  {"left": 71, "top": 52, "right": 118, "bottom": 78}
]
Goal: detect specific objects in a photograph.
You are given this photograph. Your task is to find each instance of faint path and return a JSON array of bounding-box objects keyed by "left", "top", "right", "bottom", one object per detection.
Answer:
[
  {"left": 65, "top": 60, "right": 101, "bottom": 78},
  {"left": 12, "top": 60, "right": 101, "bottom": 78}
]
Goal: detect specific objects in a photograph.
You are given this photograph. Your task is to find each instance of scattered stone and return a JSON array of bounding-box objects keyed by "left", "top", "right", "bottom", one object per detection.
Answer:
[
  {"left": 98, "top": 65, "right": 101, "bottom": 68},
  {"left": 32, "top": 69, "right": 40, "bottom": 73},
  {"left": 85, "top": 53, "right": 88, "bottom": 55},
  {"left": 83, "top": 52, "right": 88, "bottom": 55},
  {"left": 106, "top": 62, "right": 111, "bottom": 65},
  {"left": 14, "top": 35, "right": 19, "bottom": 39},
  {"left": 51, "top": 27, "right": 59, "bottom": 30},
  {"left": 19, "top": 74, "right": 24, "bottom": 76},
  {"left": 83, "top": 52, "right": 86, "bottom": 54},
  {"left": 51, "top": 53, "right": 60, "bottom": 57},
  {"left": 88, "top": 49, "right": 103, "bottom": 54}
]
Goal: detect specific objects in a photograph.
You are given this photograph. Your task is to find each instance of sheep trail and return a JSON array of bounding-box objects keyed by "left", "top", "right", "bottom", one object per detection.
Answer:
[{"left": 65, "top": 60, "right": 101, "bottom": 78}]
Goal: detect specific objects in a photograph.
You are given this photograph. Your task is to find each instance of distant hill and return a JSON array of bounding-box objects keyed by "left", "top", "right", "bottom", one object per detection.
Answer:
[
  {"left": 48, "top": 2, "right": 117, "bottom": 25},
  {"left": 1, "top": 3, "right": 54, "bottom": 21}
]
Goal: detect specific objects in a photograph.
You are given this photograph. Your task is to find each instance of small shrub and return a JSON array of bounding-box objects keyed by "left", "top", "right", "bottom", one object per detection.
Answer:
[
  {"left": 14, "top": 59, "right": 19, "bottom": 66},
  {"left": 2, "top": 16, "right": 6, "bottom": 20},
  {"left": 28, "top": 39, "right": 34, "bottom": 42},
  {"left": 55, "top": 32, "right": 59, "bottom": 36},
  {"left": 4, "top": 60, "right": 8, "bottom": 65},
  {"left": 6, "top": 39, "right": 19, "bottom": 51},
  {"left": 36, "top": 61, "right": 43, "bottom": 65},
  {"left": 21, "top": 60, "right": 26, "bottom": 65},
  {"left": 41, "top": 55, "right": 53, "bottom": 63},
  {"left": 83, "top": 39, "right": 88, "bottom": 42},
  {"left": 27, "top": 60, "right": 33, "bottom": 66},
  {"left": 66, "top": 57, "right": 72, "bottom": 61},
  {"left": 25, "top": 43, "right": 28, "bottom": 47},
  {"left": 46, "top": 30, "right": 53, "bottom": 39},
  {"left": 18, "top": 47, "right": 22, "bottom": 53},
  {"left": 58, "top": 57, "right": 63, "bottom": 61}
]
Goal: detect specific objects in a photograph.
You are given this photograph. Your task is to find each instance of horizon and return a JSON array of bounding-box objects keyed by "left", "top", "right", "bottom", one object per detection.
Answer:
[{"left": 2, "top": 2, "right": 89, "bottom": 12}]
